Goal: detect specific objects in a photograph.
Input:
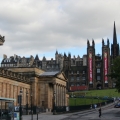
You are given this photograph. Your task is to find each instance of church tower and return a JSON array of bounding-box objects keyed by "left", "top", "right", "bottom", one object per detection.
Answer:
[
  {"left": 102, "top": 39, "right": 111, "bottom": 88},
  {"left": 111, "top": 22, "right": 119, "bottom": 60},
  {"left": 87, "top": 39, "right": 96, "bottom": 89}
]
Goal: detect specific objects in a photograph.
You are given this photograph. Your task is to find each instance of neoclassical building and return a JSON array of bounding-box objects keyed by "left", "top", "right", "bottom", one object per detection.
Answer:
[
  {"left": 0, "top": 67, "right": 68, "bottom": 111},
  {"left": 0, "top": 36, "right": 68, "bottom": 112}
]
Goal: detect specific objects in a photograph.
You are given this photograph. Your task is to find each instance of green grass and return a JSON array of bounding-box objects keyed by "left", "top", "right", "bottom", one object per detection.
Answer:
[
  {"left": 69, "top": 97, "right": 106, "bottom": 106},
  {"left": 68, "top": 89, "right": 120, "bottom": 106},
  {"left": 69, "top": 89, "right": 120, "bottom": 97}
]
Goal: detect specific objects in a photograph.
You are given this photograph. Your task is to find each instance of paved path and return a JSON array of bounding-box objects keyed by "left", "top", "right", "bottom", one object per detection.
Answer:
[
  {"left": 22, "top": 113, "right": 68, "bottom": 120},
  {"left": 22, "top": 102, "right": 120, "bottom": 120}
]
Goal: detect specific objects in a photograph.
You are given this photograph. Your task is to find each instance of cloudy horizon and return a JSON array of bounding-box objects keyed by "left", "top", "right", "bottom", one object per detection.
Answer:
[{"left": 0, "top": 0, "right": 120, "bottom": 60}]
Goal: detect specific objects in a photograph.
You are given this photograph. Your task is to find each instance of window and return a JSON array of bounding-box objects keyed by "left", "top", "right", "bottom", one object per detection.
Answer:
[
  {"left": 97, "top": 69, "right": 100, "bottom": 73},
  {"left": 83, "top": 71, "right": 85, "bottom": 74},
  {"left": 71, "top": 71, "right": 73, "bottom": 74},
  {"left": 77, "top": 71, "right": 79, "bottom": 74},
  {"left": 77, "top": 77, "right": 80, "bottom": 81},
  {"left": 71, "top": 77, "right": 74, "bottom": 81},
  {"left": 71, "top": 83, "right": 74, "bottom": 86},
  {"left": 97, "top": 76, "right": 100, "bottom": 80},
  {"left": 82, "top": 76, "right": 85, "bottom": 80}
]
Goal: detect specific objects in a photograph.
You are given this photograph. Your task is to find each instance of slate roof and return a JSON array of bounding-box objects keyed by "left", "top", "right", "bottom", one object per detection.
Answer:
[{"left": 39, "top": 71, "right": 60, "bottom": 76}]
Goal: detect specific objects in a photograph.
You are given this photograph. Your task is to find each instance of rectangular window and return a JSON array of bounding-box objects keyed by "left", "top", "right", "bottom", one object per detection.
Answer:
[
  {"left": 71, "top": 77, "right": 74, "bottom": 81},
  {"left": 83, "top": 71, "right": 85, "bottom": 74},
  {"left": 77, "top": 77, "right": 80, "bottom": 81},
  {"left": 82, "top": 76, "right": 85, "bottom": 80},
  {"left": 77, "top": 71, "right": 79, "bottom": 74},
  {"left": 97, "top": 69, "right": 100, "bottom": 73},
  {"left": 97, "top": 76, "right": 100, "bottom": 80}
]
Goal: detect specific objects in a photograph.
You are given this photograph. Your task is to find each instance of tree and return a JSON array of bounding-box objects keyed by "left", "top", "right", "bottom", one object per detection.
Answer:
[{"left": 108, "top": 56, "right": 120, "bottom": 92}]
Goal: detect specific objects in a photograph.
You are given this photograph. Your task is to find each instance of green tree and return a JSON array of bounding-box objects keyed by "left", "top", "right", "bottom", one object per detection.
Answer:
[{"left": 109, "top": 56, "right": 120, "bottom": 92}]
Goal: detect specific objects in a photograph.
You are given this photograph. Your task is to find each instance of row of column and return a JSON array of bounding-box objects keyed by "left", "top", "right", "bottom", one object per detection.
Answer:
[
  {"left": 0, "top": 82, "right": 30, "bottom": 106},
  {"left": 54, "top": 84, "right": 66, "bottom": 106}
]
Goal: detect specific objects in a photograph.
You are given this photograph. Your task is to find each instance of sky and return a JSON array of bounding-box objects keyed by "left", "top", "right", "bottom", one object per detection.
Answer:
[{"left": 0, "top": 0, "right": 120, "bottom": 61}]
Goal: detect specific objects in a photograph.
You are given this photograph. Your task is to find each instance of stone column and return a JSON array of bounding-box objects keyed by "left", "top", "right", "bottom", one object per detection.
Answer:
[
  {"left": 60, "top": 85, "right": 62, "bottom": 106},
  {"left": 58, "top": 85, "right": 60, "bottom": 106},
  {"left": 53, "top": 84, "right": 56, "bottom": 106},
  {"left": 62, "top": 86, "right": 64, "bottom": 106},
  {"left": 56, "top": 84, "right": 58, "bottom": 106},
  {"left": 64, "top": 87, "right": 66, "bottom": 106}
]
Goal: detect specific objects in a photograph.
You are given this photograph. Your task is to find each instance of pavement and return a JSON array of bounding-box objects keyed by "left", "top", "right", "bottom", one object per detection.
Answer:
[
  {"left": 22, "top": 101, "right": 120, "bottom": 120},
  {"left": 22, "top": 112, "right": 68, "bottom": 120}
]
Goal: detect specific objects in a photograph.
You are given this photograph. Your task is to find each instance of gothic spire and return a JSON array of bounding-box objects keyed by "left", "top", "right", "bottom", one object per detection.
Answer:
[{"left": 113, "top": 21, "right": 117, "bottom": 44}]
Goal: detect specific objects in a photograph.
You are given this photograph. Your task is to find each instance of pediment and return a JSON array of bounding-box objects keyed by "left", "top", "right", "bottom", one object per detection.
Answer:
[{"left": 57, "top": 72, "right": 67, "bottom": 81}]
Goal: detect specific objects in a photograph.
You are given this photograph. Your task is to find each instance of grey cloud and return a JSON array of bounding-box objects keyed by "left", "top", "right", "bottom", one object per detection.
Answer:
[{"left": 0, "top": 0, "right": 120, "bottom": 59}]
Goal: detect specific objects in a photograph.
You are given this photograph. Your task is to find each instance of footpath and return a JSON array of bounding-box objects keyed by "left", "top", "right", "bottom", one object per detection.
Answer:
[{"left": 22, "top": 101, "right": 118, "bottom": 120}]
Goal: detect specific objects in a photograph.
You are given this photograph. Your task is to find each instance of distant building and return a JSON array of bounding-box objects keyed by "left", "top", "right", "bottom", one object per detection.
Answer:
[
  {"left": 0, "top": 35, "right": 5, "bottom": 45},
  {"left": 1, "top": 22, "right": 119, "bottom": 91}
]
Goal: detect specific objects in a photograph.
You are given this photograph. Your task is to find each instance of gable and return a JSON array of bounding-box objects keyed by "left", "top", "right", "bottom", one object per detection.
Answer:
[{"left": 57, "top": 72, "right": 67, "bottom": 81}]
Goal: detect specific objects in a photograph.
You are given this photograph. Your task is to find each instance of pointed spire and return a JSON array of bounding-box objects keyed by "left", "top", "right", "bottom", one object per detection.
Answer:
[
  {"left": 92, "top": 39, "right": 95, "bottom": 47},
  {"left": 107, "top": 38, "right": 109, "bottom": 47},
  {"left": 113, "top": 21, "right": 117, "bottom": 44},
  {"left": 55, "top": 50, "right": 58, "bottom": 54},
  {"left": 102, "top": 38, "right": 104, "bottom": 46},
  {"left": 87, "top": 39, "right": 90, "bottom": 47}
]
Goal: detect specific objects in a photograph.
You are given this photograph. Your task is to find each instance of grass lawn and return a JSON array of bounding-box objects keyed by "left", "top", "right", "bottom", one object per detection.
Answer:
[
  {"left": 68, "top": 89, "right": 120, "bottom": 106},
  {"left": 69, "top": 97, "right": 106, "bottom": 106},
  {"left": 69, "top": 89, "right": 120, "bottom": 97}
]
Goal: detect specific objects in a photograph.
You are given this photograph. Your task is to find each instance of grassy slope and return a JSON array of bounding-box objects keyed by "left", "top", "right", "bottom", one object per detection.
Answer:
[{"left": 69, "top": 89, "right": 120, "bottom": 106}]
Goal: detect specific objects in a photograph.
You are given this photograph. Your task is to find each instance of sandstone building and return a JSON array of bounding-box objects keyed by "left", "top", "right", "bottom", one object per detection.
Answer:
[{"left": 0, "top": 36, "right": 68, "bottom": 112}]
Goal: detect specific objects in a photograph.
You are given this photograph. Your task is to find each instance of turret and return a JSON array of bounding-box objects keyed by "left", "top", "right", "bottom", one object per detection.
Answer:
[
  {"left": 107, "top": 38, "right": 109, "bottom": 47},
  {"left": 102, "top": 38, "right": 104, "bottom": 46},
  {"left": 87, "top": 39, "right": 90, "bottom": 47},
  {"left": 92, "top": 39, "right": 95, "bottom": 48}
]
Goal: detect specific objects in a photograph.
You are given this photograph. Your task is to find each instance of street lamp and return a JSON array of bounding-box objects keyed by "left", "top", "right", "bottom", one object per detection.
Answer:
[
  {"left": 31, "top": 93, "right": 33, "bottom": 120},
  {"left": 19, "top": 89, "right": 22, "bottom": 120},
  {"left": 26, "top": 91, "right": 28, "bottom": 115},
  {"left": 53, "top": 91, "right": 56, "bottom": 115}
]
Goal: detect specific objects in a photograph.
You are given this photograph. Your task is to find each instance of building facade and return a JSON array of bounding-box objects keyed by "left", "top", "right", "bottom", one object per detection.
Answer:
[{"left": 1, "top": 22, "right": 120, "bottom": 92}]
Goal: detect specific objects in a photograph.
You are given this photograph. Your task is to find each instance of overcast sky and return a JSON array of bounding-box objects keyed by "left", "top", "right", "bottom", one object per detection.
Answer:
[{"left": 0, "top": 0, "right": 120, "bottom": 60}]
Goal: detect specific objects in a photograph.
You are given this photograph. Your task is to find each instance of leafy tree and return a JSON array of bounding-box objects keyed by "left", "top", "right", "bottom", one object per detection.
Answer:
[{"left": 108, "top": 56, "right": 120, "bottom": 92}]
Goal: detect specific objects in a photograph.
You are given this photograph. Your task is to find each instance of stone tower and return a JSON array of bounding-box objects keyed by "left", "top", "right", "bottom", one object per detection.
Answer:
[
  {"left": 87, "top": 39, "right": 96, "bottom": 89},
  {"left": 102, "top": 39, "right": 111, "bottom": 88}
]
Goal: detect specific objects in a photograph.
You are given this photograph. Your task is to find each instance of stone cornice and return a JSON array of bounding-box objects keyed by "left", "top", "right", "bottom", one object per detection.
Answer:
[{"left": 0, "top": 68, "right": 30, "bottom": 84}]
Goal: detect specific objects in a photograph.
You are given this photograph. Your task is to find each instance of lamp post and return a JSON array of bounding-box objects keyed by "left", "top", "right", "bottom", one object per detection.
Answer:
[
  {"left": 26, "top": 91, "right": 28, "bottom": 115},
  {"left": 31, "top": 93, "right": 33, "bottom": 120},
  {"left": 30, "top": 78, "right": 33, "bottom": 120},
  {"left": 19, "top": 89, "right": 22, "bottom": 120},
  {"left": 53, "top": 91, "right": 56, "bottom": 115}
]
